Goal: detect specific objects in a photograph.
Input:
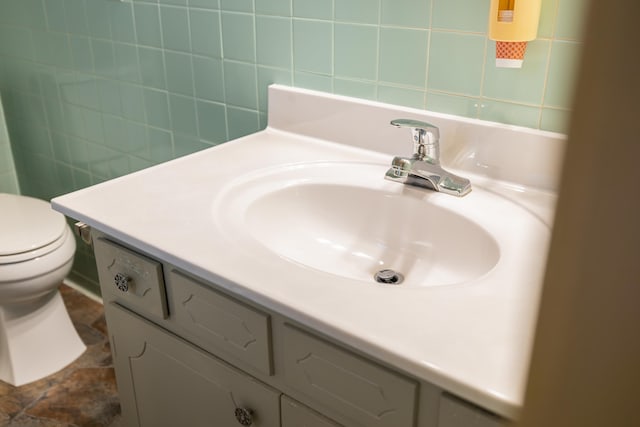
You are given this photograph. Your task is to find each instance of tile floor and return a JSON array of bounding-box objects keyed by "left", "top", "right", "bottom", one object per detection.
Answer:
[{"left": 0, "top": 285, "right": 122, "bottom": 426}]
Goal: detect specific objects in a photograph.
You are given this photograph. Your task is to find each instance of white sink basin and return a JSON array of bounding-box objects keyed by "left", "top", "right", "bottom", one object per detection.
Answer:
[{"left": 214, "top": 161, "right": 545, "bottom": 288}]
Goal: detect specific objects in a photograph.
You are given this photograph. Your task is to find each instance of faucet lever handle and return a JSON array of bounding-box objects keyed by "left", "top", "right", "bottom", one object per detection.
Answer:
[{"left": 390, "top": 119, "right": 440, "bottom": 162}]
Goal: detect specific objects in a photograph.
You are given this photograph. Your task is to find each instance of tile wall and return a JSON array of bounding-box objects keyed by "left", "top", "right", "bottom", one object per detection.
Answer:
[
  {"left": 0, "top": 0, "right": 587, "bottom": 292},
  {"left": 0, "top": 94, "right": 20, "bottom": 193}
]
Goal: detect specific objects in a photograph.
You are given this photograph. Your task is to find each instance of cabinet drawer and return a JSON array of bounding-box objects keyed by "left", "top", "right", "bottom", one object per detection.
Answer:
[
  {"left": 106, "top": 302, "right": 281, "bottom": 427},
  {"left": 94, "top": 237, "right": 167, "bottom": 319},
  {"left": 167, "top": 270, "right": 272, "bottom": 375},
  {"left": 281, "top": 396, "right": 342, "bottom": 427},
  {"left": 282, "top": 324, "right": 417, "bottom": 427},
  {"left": 438, "top": 394, "right": 504, "bottom": 427}
]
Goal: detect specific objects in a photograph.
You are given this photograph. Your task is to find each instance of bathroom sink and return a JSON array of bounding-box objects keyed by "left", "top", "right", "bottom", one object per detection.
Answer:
[
  {"left": 53, "top": 86, "right": 563, "bottom": 417},
  {"left": 214, "top": 161, "right": 544, "bottom": 288}
]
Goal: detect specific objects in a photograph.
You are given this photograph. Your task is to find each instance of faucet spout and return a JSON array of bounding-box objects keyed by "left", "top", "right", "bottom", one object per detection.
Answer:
[{"left": 386, "top": 119, "right": 472, "bottom": 197}]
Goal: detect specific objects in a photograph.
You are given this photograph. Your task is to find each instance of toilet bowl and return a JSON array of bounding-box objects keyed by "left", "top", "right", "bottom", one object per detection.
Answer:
[{"left": 0, "top": 193, "right": 86, "bottom": 386}]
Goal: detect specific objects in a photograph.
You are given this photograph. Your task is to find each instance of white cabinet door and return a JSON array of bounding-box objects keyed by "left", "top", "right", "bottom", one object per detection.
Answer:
[{"left": 106, "top": 302, "right": 280, "bottom": 427}]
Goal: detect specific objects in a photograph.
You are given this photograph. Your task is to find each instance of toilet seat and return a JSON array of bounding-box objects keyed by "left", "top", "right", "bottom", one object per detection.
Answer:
[{"left": 0, "top": 193, "right": 68, "bottom": 264}]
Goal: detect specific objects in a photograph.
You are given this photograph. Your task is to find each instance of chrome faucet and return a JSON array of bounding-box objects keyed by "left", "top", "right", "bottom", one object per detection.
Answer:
[{"left": 385, "top": 119, "right": 472, "bottom": 196}]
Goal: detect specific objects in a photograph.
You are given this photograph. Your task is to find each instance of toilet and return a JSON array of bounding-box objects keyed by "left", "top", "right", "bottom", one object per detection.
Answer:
[{"left": 0, "top": 193, "right": 86, "bottom": 386}]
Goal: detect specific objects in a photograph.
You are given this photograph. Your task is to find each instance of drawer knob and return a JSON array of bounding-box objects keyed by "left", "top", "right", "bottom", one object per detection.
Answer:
[
  {"left": 114, "top": 273, "right": 131, "bottom": 292},
  {"left": 234, "top": 407, "right": 254, "bottom": 426}
]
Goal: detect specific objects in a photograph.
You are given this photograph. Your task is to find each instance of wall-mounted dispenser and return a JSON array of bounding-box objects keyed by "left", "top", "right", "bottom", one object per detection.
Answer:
[{"left": 489, "top": 0, "right": 542, "bottom": 68}]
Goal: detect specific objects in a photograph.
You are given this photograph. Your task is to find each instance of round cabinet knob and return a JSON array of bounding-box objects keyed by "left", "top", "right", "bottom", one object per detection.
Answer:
[
  {"left": 113, "top": 273, "right": 130, "bottom": 292},
  {"left": 234, "top": 407, "right": 254, "bottom": 426}
]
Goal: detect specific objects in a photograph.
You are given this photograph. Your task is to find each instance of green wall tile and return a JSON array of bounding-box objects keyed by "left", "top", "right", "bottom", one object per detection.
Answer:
[
  {"left": 256, "top": 16, "right": 292, "bottom": 69},
  {"left": 189, "top": 0, "right": 219, "bottom": 10},
  {"left": 540, "top": 107, "right": 571, "bottom": 133},
  {"left": 91, "top": 40, "right": 116, "bottom": 78},
  {"left": 190, "top": 9, "right": 222, "bottom": 57},
  {"left": 129, "top": 156, "right": 153, "bottom": 173},
  {"left": 70, "top": 36, "right": 94, "bottom": 73},
  {"left": 119, "top": 82, "right": 146, "bottom": 122},
  {"left": 65, "top": 76, "right": 100, "bottom": 110},
  {"left": 256, "top": 0, "right": 291, "bottom": 16},
  {"left": 335, "top": 0, "right": 379, "bottom": 24},
  {"left": 161, "top": 0, "right": 187, "bottom": 7},
  {"left": 293, "top": 0, "right": 333, "bottom": 20},
  {"left": 109, "top": 2, "right": 136, "bottom": 44},
  {"left": 33, "top": 30, "right": 72, "bottom": 68},
  {"left": 381, "top": 0, "right": 431, "bottom": 28},
  {"left": 483, "top": 40, "right": 550, "bottom": 104},
  {"left": 169, "top": 94, "right": 198, "bottom": 135},
  {"left": 97, "top": 79, "right": 122, "bottom": 116},
  {"left": 428, "top": 31, "right": 485, "bottom": 96},
  {"left": 480, "top": 100, "right": 541, "bottom": 128},
  {"left": 114, "top": 43, "right": 141, "bottom": 83},
  {"left": 223, "top": 60, "right": 258, "bottom": 109},
  {"left": 220, "top": 0, "right": 253, "bottom": 13},
  {"left": 293, "top": 19, "right": 332, "bottom": 74},
  {"left": 221, "top": 12, "right": 256, "bottom": 62},
  {"left": 544, "top": 40, "right": 582, "bottom": 108},
  {"left": 20, "top": 0, "right": 47, "bottom": 28},
  {"left": 0, "top": 143, "right": 17, "bottom": 173},
  {"left": 51, "top": 132, "right": 71, "bottom": 163},
  {"left": 193, "top": 56, "right": 225, "bottom": 102},
  {"left": 0, "top": 27, "right": 35, "bottom": 61},
  {"left": 161, "top": 6, "right": 191, "bottom": 52},
  {"left": 45, "top": 0, "right": 67, "bottom": 32},
  {"left": 555, "top": 0, "right": 588, "bottom": 40},
  {"left": 0, "top": 172, "right": 19, "bottom": 194},
  {"left": 13, "top": 122, "right": 52, "bottom": 157},
  {"left": 432, "top": 0, "right": 489, "bottom": 32},
  {"left": 426, "top": 92, "right": 479, "bottom": 118},
  {"left": 134, "top": 3, "right": 163, "bottom": 48},
  {"left": 173, "top": 133, "right": 211, "bottom": 157},
  {"left": 378, "top": 85, "right": 426, "bottom": 109},
  {"left": 138, "top": 47, "right": 167, "bottom": 89},
  {"left": 148, "top": 127, "right": 174, "bottom": 164},
  {"left": 123, "top": 121, "right": 148, "bottom": 155},
  {"left": 103, "top": 115, "right": 127, "bottom": 151},
  {"left": 334, "top": 23, "right": 378, "bottom": 80},
  {"left": 538, "top": 0, "right": 559, "bottom": 38},
  {"left": 379, "top": 27, "right": 428, "bottom": 87},
  {"left": 293, "top": 71, "right": 332, "bottom": 91},
  {"left": 197, "top": 100, "right": 227, "bottom": 142},
  {"left": 333, "top": 79, "right": 376, "bottom": 100},
  {"left": 71, "top": 169, "right": 91, "bottom": 191},
  {"left": 226, "top": 106, "right": 261, "bottom": 139},
  {"left": 165, "top": 50, "right": 194, "bottom": 95},
  {"left": 65, "top": 0, "right": 88, "bottom": 35},
  {"left": 85, "top": 0, "right": 111, "bottom": 39},
  {"left": 67, "top": 136, "right": 89, "bottom": 171},
  {"left": 143, "top": 88, "right": 172, "bottom": 129}
]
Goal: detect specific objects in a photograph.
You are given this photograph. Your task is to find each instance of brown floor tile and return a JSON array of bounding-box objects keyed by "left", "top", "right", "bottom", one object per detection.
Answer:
[{"left": 26, "top": 368, "right": 119, "bottom": 426}]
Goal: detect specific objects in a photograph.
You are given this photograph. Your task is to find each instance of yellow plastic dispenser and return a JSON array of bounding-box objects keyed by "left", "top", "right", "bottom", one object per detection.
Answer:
[{"left": 489, "top": 0, "right": 542, "bottom": 68}]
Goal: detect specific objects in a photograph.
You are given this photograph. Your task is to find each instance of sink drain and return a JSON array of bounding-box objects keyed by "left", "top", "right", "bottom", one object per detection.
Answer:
[{"left": 374, "top": 269, "right": 404, "bottom": 285}]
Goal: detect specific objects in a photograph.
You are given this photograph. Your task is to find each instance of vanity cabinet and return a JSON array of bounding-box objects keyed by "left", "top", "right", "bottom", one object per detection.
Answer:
[
  {"left": 281, "top": 396, "right": 342, "bottom": 427},
  {"left": 106, "top": 302, "right": 280, "bottom": 427},
  {"left": 93, "top": 232, "right": 505, "bottom": 427}
]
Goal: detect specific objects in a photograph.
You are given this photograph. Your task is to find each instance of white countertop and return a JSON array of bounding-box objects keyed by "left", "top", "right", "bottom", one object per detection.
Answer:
[{"left": 52, "top": 86, "right": 563, "bottom": 419}]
